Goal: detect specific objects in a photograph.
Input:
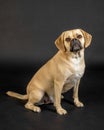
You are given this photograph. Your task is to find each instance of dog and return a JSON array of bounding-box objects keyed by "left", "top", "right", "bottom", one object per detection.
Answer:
[{"left": 7, "top": 29, "right": 92, "bottom": 115}]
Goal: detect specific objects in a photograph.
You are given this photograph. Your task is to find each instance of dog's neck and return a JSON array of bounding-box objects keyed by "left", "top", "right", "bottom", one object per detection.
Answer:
[
  {"left": 60, "top": 49, "right": 84, "bottom": 61},
  {"left": 71, "top": 51, "right": 81, "bottom": 59},
  {"left": 57, "top": 50, "right": 85, "bottom": 73}
]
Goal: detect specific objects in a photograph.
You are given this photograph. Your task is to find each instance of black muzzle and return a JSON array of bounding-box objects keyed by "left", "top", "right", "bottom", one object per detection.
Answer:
[{"left": 70, "top": 38, "right": 82, "bottom": 52}]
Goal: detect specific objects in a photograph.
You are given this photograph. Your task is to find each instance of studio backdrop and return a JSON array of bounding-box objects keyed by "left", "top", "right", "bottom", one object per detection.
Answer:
[{"left": 0, "top": 0, "right": 104, "bottom": 68}]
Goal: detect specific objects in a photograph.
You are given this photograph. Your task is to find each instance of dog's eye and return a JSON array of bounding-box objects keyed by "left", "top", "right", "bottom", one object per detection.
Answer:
[
  {"left": 77, "top": 35, "right": 82, "bottom": 39},
  {"left": 65, "top": 37, "right": 71, "bottom": 42}
]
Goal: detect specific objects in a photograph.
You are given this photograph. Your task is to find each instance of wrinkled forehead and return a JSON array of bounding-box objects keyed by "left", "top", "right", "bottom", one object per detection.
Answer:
[{"left": 64, "top": 29, "right": 83, "bottom": 37}]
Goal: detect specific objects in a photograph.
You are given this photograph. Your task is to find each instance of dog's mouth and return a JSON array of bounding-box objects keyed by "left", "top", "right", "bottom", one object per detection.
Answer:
[{"left": 70, "top": 38, "right": 82, "bottom": 52}]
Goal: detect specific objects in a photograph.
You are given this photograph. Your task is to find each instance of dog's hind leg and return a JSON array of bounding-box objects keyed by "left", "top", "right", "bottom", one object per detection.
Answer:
[{"left": 25, "top": 90, "right": 44, "bottom": 113}]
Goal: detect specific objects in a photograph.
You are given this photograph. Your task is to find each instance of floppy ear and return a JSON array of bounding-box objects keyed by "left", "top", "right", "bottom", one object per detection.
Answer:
[
  {"left": 80, "top": 29, "right": 92, "bottom": 48},
  {"left": 55, "top": 32, "right": 66, "bottom": 51}
]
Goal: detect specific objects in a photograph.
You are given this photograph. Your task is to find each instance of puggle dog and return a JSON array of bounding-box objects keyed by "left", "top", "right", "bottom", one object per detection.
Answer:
[{"left": 7, "top": 29, "right": 92, "bottom": 115}]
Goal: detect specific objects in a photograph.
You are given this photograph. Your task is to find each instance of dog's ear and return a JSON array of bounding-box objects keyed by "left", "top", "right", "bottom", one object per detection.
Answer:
[
  {"left": 80, "top": 29, "right": 92, "bottom": 48},
  {"left": 55, "top": 32, "right": 66, "bottom": 51}
]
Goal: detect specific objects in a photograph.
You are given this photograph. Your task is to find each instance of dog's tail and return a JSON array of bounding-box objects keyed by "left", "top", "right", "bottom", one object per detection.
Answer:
[{"left": 6, "top": 91, "right": 28, "bottom": 100}]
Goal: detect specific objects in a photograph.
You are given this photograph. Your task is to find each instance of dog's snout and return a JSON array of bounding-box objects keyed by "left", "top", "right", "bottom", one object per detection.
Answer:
[
  {"left": 72, "top": 38, "right": 78, "bottom": 43},
  {"left": 71, "top": 38, "right": 79, "bottom": 45},
  {"left": 70, "top": 38, "right": 82, "bottom": 52}
]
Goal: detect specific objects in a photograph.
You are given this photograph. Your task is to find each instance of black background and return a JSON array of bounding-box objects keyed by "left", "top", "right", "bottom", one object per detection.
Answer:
[
  {"left": 0, "top": 0, "right": 104, "bottom": 66},
  {"left": 0, "top": 0, "right": 104, "bottom": 130}
]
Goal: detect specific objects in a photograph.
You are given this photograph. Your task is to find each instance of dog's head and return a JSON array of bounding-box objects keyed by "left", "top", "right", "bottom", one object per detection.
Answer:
[{"left": 55, "top": 29, "right": 92, "bottom": 53}]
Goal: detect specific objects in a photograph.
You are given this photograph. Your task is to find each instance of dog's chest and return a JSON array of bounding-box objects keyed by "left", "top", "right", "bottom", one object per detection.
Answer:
[
  {"left": 68, "top": 56, "right": 84, "bottom": 76},
  {"left": 64, "top": 57, "right": 84, "bottom": 88},
  {"left": 71, "top": 56, "right": 81, "bottom": 69},
  {"left": 65, "top": 72, "right": 83, "bottom": 84}
]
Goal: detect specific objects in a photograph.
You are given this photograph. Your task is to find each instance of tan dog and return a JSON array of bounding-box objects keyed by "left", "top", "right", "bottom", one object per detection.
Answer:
[{"left": 7, "top": 29, "right": 92, "bottom": 115}]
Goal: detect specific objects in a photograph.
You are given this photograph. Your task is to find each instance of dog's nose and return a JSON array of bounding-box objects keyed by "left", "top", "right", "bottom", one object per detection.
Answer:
[
  {"left": 71, "top": 38, "right": 79, "bottom": 45},
  {"left": 70, "top": 38, "right": 82, "bottom": 52},
  {"left": 72, "top": 38, "right": 78, "bottom": 43}
]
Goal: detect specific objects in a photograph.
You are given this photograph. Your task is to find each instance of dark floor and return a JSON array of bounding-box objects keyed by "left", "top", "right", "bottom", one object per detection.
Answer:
[{"left": 0, "top": 64, "right": 104, "bottom": 130}]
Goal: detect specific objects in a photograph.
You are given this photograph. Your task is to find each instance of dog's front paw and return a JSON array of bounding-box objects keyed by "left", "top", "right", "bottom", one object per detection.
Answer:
[
  {"left": 56, "top": 107, "right": 67, "bottom": 115},
  {"left": 74, "top": 99, "right": 84, "bottom": 107}
]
